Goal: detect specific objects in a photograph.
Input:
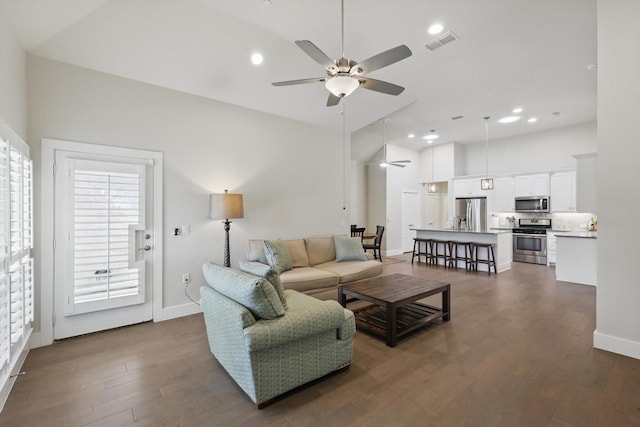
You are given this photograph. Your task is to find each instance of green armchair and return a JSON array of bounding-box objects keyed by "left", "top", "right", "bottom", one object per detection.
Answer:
[{"left": 201, "top": 263, "right": 355, "bottom": 407}]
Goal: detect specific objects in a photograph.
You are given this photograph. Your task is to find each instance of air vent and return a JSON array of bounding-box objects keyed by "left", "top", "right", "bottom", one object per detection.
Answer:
[
  {"left": 424, "top": 31, "right": 459, "bottom": 51},
  {"left": 451, "top": 115, "right": 464, "bottom": 120}
]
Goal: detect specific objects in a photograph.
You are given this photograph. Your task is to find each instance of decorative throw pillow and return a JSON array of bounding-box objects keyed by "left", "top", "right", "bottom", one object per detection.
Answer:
[
  {"left": 238, "top": 260, "right": 288, "bottom": 310},
  {"left": 263, "top": 240, "right": 293, "bottom": 273},
  {"left": 333, "top": 235, "right": 367, "bottom": 262},
  {"left": 284, "top": 239, "right": 310, "bottom": 267},
  {"left": 202, "top": 263, "right": 285, "bottom": 319}
]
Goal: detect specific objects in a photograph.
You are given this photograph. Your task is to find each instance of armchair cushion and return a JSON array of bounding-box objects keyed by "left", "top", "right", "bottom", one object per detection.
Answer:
[
  {"left": 264, "top": 239, "right": 293, "bottom": 272},
  {"left": 202, "top": 263, "right": 285, "bottom": 320},
  {"left": 238, "top": 260, "right": 288, "bottom": 309},
  {"left": 333, "top": 235, "right": 367, "bottom": 262},
  {"left": 243, "top": 292, "right": 348, "bottom": 351}
]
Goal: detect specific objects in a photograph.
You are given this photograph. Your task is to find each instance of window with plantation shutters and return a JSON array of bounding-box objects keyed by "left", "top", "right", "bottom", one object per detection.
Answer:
[
  {"left": 66, "top": 159, "right": 145, "bottom": 315},
  {"left": 0, "top": 121, "right": 33, "bottom": 378}
]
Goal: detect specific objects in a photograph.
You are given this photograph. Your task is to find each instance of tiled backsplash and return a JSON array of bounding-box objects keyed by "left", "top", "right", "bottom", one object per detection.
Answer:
[{"left": 490, "top": 212, "right": 597, "bottom": 231}]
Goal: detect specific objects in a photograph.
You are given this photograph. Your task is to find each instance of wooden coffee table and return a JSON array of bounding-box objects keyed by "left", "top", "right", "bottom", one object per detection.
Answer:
[{"left": 338, "top": 274, "right": 450, "bottom": 347}]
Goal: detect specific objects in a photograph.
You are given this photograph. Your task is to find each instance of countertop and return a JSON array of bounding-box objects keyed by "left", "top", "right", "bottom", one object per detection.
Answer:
[
  {"left": 412, "top": 227, "right": 512, "bottom": 235},
  {"left": 556, "top": 231, "right": 598, "bottom": 239}
]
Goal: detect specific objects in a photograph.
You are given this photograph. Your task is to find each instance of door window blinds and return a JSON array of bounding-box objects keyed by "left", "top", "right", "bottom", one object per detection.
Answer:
[{"left": 0, "top": 120, "right": 33, "bottom": 376}]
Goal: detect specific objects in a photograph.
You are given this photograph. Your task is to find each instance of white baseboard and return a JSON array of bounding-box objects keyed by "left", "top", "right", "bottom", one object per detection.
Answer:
[
  {"left": 593, "top": 329, "right": 640, "bottom": 360},
  {"left": 161, "top": 302, "right": 202, "bottom": 321}
]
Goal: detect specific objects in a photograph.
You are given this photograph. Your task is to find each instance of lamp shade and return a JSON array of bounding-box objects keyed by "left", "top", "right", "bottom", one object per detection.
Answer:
[
  {"left": 325, "top": 75, "right": 360, "bottom": 98},
  {"left": 210, "top": 190, "right": 244, "bottom": 220}
]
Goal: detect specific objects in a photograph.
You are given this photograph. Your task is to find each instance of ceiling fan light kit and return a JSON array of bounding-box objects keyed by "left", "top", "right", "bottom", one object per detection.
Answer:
[
  {"left": 325, "top": 75, "right": 360, "bottom": 98},
  {"left": 272, "top": 0, "right": 412, "bottom": 106}
]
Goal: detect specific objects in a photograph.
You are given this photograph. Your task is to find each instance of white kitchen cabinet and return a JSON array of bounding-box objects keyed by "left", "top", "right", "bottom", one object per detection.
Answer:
[
  {"left": 550, "top": 171, "right": 576, "bottom": 212},
  {"left": 514, "top": 173, "right": 549, "bottom": 197},
  {"left": 419, "top": 142, "right": 458, "bottom": 183},
  {"left": 453, "top": 178, "right": 484, "bottom": 198},
  {"left": 488, "top": 176, "right": 515, "bottom": 212}
]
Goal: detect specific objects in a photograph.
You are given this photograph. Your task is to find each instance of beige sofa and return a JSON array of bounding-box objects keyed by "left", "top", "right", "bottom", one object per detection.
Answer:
[{"left": 243, "top": 236, "right": 383, "bottom": 300}]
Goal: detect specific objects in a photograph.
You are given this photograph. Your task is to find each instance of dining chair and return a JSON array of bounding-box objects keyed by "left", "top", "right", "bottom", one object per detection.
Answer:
[{"left": 363, "top": 225, "right": 385, "bottom": 261}]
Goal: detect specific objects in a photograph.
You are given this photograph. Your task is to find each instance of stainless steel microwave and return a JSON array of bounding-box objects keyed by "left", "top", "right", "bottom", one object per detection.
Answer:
[{"left": 515, "top": 196, "right": 550, "bottom": 213}]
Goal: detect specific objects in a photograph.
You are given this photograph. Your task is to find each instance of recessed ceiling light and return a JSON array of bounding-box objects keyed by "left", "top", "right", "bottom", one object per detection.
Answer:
[
  {"left": 512, "top": 107, "right": 523, "bottom": 113},
  {"left": 251, "top": 52, "right": 263, "bottom": 65},
  {"left": 423, "top": 133, "right": 439, "bottom": 140},
  {"left": 408, "top": 133, "right": 415, "bottom": 139},
  {"left": 528, "top": 117, "right": 538, "bottom": 123},
  {"left": 428, "top": 23, "right": 444, "bottom": 35},
  {"left": 497, "top": 116, "right": 521, "bottom": 124}
]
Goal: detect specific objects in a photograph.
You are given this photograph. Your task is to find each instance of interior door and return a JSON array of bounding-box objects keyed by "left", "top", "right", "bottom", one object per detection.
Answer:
[
  {"left": 401, "top": 191, "right": 420, "bottom": 252},
  {"left": 53, "top": 151, "right": 154, "bottom": 340}
]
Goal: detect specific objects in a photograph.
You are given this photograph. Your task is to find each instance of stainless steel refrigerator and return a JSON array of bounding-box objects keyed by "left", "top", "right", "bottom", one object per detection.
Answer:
[{"left": 455, "top": 197, "right": 487, "bottom": 231}]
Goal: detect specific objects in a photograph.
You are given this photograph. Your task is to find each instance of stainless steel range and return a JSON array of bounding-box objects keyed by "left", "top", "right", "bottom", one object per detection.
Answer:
[{"left": 512, "top": 218, "right": 551, "bottom": 265}]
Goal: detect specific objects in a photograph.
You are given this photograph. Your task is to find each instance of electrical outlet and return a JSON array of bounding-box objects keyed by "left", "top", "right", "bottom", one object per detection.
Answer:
[{"left": 182, "top": 273, "right": 190, "bottom": 285}]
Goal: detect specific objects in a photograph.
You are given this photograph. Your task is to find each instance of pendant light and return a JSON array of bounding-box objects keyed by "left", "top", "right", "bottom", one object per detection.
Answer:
[
  {"left": 427, "top": 144, "right": 438, "bottom": 193},
  {"left": 481, "top": 116, "right": 494, "bottom": 190}
]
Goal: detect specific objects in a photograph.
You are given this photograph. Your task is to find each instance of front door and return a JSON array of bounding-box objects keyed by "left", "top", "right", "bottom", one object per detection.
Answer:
[{"left": 53, "top": 150, "right": 155, "bottom": 339}]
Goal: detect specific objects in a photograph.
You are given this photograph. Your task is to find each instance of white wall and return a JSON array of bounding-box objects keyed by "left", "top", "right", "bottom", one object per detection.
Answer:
[
  {"left": 27, "top": 56, "right": 348, "bottom": 329},
  {"left": 594, "top": 1, "right": 640, "bottom": 359},
  {"left": 350, "top": 161, "right": 367, "bottom": 227},
  {"left": 384, "top": 144, "right": 421, "bottom": 255},
  {"left": 463, "top": 121, "right": 597, "bottom": 176},
  {"left": 0, "top": 8, "right": 27, "bottom": 138}
]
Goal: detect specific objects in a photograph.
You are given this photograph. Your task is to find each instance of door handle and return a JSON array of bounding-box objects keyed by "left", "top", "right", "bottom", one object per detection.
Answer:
[{"left": 137, "top": 245, "right": 152, "bottom": 251}]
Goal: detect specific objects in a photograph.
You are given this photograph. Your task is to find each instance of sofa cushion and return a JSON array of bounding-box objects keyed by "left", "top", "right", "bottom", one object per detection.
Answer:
[
  {"left": 284, "top": 239, "right": 310, "bottom": 267},
  {"left": 305, "top": 236, "right": 336, "bottom": 266},
  {"left": 246, "top": 239, "right": 268, "bottom": 264},
  {"left": 238, "top": 260, "right": 288, "bottom": 310},
  {"left": 243, "top": 291, "right": 347, "bottom": 352},
  {"left": 333, "top": 235, "right": 367, "bottom": 262},
  {"left": 279, "top": 267, "right": 340, "bottom": 293},
  {"left": 264, "top": 240, "right": 293, "bottom": 273},
  {"left": 202, "top": 263, "right": 285, "bottom": 320},
  {"left": 315, "top": 260, "right": 383, "bottom": 284}
]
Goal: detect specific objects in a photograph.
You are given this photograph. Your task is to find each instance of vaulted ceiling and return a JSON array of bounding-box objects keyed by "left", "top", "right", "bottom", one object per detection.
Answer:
[{"left": 0, "top": 0, "right": 597, "bottom": 162}]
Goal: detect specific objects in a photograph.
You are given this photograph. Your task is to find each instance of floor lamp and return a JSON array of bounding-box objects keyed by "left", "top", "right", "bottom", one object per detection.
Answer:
[{"left": 210, "top": 190, "right": 244, "bottom": 267}]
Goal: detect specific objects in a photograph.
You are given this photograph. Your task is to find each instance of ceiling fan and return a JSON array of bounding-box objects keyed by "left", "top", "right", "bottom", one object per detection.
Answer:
[
  {"left": 272, "top": 0, "right": 412, "bottom": 107},
  {"left": 365, "top": 120, "right": 412, "bottom": 168}
]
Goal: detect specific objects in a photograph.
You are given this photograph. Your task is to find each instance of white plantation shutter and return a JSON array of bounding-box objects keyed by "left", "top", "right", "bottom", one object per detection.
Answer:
[
  {"left": 9, "top": 147, "right": 21, "bottom": 261},
  {"left": 68, "top": 161, "right": 144, "bottom": 314},
  {"left": 0, "top": 120, "right": 33, "bottom": 376},
  {"left": 0, "top": 274, "right": 8, "bottom": 369},
  {"left": 0, "top": 137, "right": 8, "bottom": 369},
  {"left": 9, "top": 262, "right": 22, "bottom": 345}
]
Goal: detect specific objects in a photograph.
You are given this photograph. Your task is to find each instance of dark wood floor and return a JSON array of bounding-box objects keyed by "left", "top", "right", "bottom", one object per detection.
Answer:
[{"left": 3, "top": 255, "right": 640, "bottom": 426}]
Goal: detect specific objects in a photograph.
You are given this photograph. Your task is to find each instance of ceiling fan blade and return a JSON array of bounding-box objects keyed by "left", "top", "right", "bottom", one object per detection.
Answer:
[
  {"left": 390, "top": 160, "right": 411, "bottom": 164},
  {"left": 327, "top": 93, "right": 341, "bottom": 107},
  {"left": 272, "top": 77, "right": 327, "bottom": 87},
  {"left": 352, "top": 45, "right": 412, "bottom": 75},
  {"left": 389, "top": 163, "right": 407, "bottom": 168},
  {"left": 295, "top": 40, "right": 337, "bottom": 71},
  {"left": 359, "top": 78, "right": 405, "bottom": 96}
]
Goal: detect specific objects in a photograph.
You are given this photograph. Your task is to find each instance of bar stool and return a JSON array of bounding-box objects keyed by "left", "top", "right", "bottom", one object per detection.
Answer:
[
  {"left": 431, "top": 239, "right": 450, "bottom": 267},
  {"left": 412, "top": 238, "right": 433, "bottom": 264},
  {"left": 470, "top": 242, "right": 497, "bottom": 274},
  {"left": 448, "top": 241, "right": 472, "bottom": 270}
]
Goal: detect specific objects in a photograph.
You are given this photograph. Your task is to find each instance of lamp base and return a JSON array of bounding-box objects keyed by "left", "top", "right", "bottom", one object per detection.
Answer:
[{"left": 223, "top": 219, "right": 231, "bottom": 267}]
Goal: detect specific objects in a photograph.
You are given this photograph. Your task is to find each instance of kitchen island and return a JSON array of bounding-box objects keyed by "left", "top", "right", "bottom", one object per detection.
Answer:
[
  {"left": 556, "top": 231, "right": 597, "bottom": 286},
  {"left": 412, "top": 228, "right": 513, "bottom": 273}
]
